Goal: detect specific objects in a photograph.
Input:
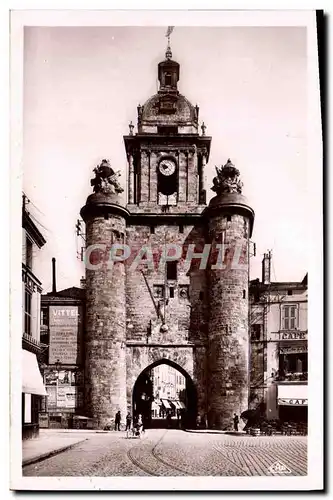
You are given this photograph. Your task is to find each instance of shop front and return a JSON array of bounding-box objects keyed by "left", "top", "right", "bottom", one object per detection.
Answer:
[
  {"left": 278, "top": 333, "right": 308, "bottom": 382},
  {"left": 22, "top": 349, "right": 47, "bottom": 439},
  {"left": 277, "top": 384, "right": 308, "bottom": 423}
]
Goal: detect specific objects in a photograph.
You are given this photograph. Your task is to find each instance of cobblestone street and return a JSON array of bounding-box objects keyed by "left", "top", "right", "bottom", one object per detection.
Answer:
[{"left": 23, "top": 430, "right": 307, "bottom": 477}]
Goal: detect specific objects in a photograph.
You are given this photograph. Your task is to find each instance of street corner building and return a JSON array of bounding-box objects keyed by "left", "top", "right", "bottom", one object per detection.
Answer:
[
  {"left": 39, "top": 43, "right": 307, "bottom": 433},
  {"left": 78, "top": 43, "right": 254, "bottom": 431},
  {"left": 22, "top": 196, "right": 48, "bottom": 439}
]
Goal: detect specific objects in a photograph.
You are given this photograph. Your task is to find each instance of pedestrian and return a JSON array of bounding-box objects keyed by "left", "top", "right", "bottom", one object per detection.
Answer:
[
  {"left": 177, "top": 409, "right": 181, "bottom": 428},
  {"left": 233, "top": 413, "right": 239, "bottom": 432},
  {"left": 114, "top": 410, "right": 121, "bottom": 431},
  {"left": 125, "top": 412, "right": 131, "bottom": 431}
]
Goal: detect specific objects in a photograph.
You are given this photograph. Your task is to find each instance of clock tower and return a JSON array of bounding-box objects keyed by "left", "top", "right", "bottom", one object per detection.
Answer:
[
  {"left": 124, "top": 45, "right": 211, "bottom": 212},
  {"left": 81, "top": 40, "right": 254, "bottom": 430}
]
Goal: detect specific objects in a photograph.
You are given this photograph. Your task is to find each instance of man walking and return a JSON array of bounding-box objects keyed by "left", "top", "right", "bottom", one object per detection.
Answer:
[
  {"left": 233, "top": 413, "right": 239, "bottom": 432},
  {"left": 125, "top": 412, "right": 132, "bottom": 431},
  {"left": 115, "top": 410, "right": 121, "bottom": 431}
]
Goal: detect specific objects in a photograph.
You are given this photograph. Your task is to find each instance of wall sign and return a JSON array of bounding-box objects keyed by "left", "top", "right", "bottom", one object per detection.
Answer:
[
  {"left": 278, "top": 398, "right": 308, "bottom": 406},
  {"left": 280, "top": 331, "right": 307, "bottom": 341},
  {"left": 46, "top": 386, "right": 57, "bottom": 407},
  {"left": 49, "top": 306, "right": 82, "bottom": 364},
  {"left": 280, "top": 345, "right": 307, "bottom": 354},
  {"left": 57, "top": 386, "right": 77, "bottom": 408}
]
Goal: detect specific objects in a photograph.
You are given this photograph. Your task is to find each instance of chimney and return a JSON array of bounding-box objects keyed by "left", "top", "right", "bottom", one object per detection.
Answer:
[
  {"left": 52, "top": 257, "right": 57, "bottom": 294},
  {"left": 262, "top": 251, "right": 271, "bottom": 285}
]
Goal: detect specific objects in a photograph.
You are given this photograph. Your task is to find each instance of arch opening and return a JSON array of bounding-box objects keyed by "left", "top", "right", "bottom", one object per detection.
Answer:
[{"left": 132, "top": 359, "right": 197, "bottom": 429}]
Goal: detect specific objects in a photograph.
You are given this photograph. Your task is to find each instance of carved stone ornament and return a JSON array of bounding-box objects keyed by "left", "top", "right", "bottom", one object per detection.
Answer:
[
  {"left": 211, "top": 159, "right": 243, "bottom": 195},
  {"left": 90, "top": 159, "right": 124, "bottom": 195}
]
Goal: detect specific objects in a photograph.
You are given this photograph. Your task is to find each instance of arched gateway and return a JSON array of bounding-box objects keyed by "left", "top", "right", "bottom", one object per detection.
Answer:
[
  {"left": 131, "top": 358, "right": 197, "bottom": 429},
  {"left": 80, "top": 43, "right": 254, "bottom": 430}
]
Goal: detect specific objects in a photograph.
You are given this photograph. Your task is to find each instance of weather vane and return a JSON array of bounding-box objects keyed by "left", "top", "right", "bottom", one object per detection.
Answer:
[
  {"left": 165, "top": 26, "right": 174, "bottom": 59},
  {"left": 166, "top": 26, "right": 174, "bottom": 45}
]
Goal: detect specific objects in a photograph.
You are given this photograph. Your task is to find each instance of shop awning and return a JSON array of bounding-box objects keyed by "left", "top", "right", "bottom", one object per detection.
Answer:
[
  {"left": 161, "top": 399, "right": 171, "bottom": 409},
  {"left": 172, "top": 401, "right": 185, "bottom": 410},
  {"left": 277, "top": 384, "right": 307, "bottom": 406},
  {"left": 22, "top": 349, "right": 47, "bottom": 396}
]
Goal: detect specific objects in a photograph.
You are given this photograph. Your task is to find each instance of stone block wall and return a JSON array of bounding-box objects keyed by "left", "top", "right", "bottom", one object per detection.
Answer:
[
  {"left": 207, "top": 212, "right": 250, "bottom": 429},
  {"left": 84, "top": 213, "right": 127, "bottom": 428}
]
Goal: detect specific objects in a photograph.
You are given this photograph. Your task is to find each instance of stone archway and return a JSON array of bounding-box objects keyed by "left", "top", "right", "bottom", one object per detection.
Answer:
[{"left": 130, "top": 357, "right": 197, "bottom": 429}]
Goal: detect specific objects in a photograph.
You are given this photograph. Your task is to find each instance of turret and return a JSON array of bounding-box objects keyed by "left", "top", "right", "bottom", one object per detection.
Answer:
[
  {"left": 80, "top": 160, "right": 129, "bottom": 429},
  {"left": 205, "top": 160, "right": 254, "bottom": 429}
]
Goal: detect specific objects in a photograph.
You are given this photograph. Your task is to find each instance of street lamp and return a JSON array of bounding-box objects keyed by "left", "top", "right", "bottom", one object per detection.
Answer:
[{"left": 55, "top": 359, "right": 62, "bottom": 374}]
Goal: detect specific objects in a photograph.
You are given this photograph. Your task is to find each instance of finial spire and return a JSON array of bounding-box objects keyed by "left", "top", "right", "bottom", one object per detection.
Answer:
[
  {"left": 165, "top": 26, "right": 174, "bottom": 59},
  {"left": 129, "top": 121, "right": 134, "bottom": 136}
]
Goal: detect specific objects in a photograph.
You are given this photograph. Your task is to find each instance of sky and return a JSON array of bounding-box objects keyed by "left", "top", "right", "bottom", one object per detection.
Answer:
[{"left": 23, "top": 26, "right": 308, "bottom": 292}]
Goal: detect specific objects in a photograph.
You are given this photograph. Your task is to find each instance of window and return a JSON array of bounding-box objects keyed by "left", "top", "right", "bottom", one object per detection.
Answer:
[
  {"left": 251, "top": 324, "right": 261, "bottom": 341},
  {"left": 167, "top": 261, "right": 177, "bottom": 280},
  {"left": 169, "top": 287, "right": 174, "bottom": 298},
  {"left": 165, "top": 73, "right": 172, "bottom": 86},
  {"left": 24, "top": 289, "right": 32, "bottom": 335},
  {"left": 41, "top": 307, "right": 49, "bottom": 326},
  {"left": 150, "top": 225, "right": 155, "bottom": 234},
  {"left": 282, "top": 305, "right": 297, "bottom": 330},
  {"left": 288, "top": 290, "right": 293, "bottom": 296},
  {"left": 226, "top": 215, "right": 232, "bottom": 222},
  {"left": 280, "top": 353, "right": 308, "bottom": 375},
  {"left": 243, "top": 289, "right": 246, "bottom": 299},
  {"left": 199, "top": 291, "right": 204, "bottom": 300},
  {"left": 179, "top": 224, "right": 184, "bottom": 234},
  {"left": 26, "top": 236, "right": 33, "bottom": 268}
]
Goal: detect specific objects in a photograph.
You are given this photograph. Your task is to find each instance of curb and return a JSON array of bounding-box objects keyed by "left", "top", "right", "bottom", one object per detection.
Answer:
[
  {"left": 22, "top": 439, "right": 88, "bottom": 467},
  {"left": 185, "top": 429, "right": 246, "bottom": 435}
]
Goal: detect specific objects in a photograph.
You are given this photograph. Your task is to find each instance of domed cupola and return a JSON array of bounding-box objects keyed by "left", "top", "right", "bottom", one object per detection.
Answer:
[{"left": 136, "top": 45, "right": 200, "bottom": 135}]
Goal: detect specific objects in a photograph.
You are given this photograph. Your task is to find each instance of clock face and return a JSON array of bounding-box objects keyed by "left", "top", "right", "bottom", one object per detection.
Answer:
[{"left": 159, "top": 159, "right": 176, "bottom": 176}]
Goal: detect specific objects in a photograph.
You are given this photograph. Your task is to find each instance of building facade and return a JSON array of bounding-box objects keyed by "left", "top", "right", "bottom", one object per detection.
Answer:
[
  {"left": 39, "top": 265, "right": 86, "bottom": 429},
  {"left": 153, "top": 364, "right": 186, "bottom": 402},
  {"left": 249, "top": 253, "right": 308, "bottom": 424},
  {"left": 80, "top": 44, "right": 254, "bottom": 430},
  {"left": 22, "top": 196, "right": 47, "bottom": 439}
]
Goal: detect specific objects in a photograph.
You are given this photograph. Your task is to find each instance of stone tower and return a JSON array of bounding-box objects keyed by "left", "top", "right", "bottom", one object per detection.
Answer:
[
  {"left": 205, "top": 160, "right": 254, "bottom": 429},
  {"left": 80, "top": 43, "right": 254, "bottom": 430},
  {"left": 80, "top": 161, "right": 128, "bottom": 428}
]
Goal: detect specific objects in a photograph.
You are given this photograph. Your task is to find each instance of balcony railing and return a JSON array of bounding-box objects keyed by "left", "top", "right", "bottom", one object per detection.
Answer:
[
  {"left": 22, "top": 332, "right": 48, "bottom": 355},
  {"left": 275, "top": 372, "right": 308, "bottom": 382}
]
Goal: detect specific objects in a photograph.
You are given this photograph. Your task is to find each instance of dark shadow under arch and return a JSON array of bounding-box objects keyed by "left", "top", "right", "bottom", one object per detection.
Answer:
[{"left": 132, "top": 359, "right": 197, "bottom": 429}]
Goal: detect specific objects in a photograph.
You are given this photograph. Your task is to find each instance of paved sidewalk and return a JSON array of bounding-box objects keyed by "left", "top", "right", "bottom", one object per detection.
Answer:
[{"left": 22, "top": 431, "right": 88, "bottom": 467}]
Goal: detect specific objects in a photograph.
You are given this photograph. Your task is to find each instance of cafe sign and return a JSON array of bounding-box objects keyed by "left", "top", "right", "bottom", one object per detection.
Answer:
[
  {"left": 278, "top": 398, "right": 308, "bottom": 406},
  {"left": 279, "top": 331, "right": 307, "bottom": 341}
]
